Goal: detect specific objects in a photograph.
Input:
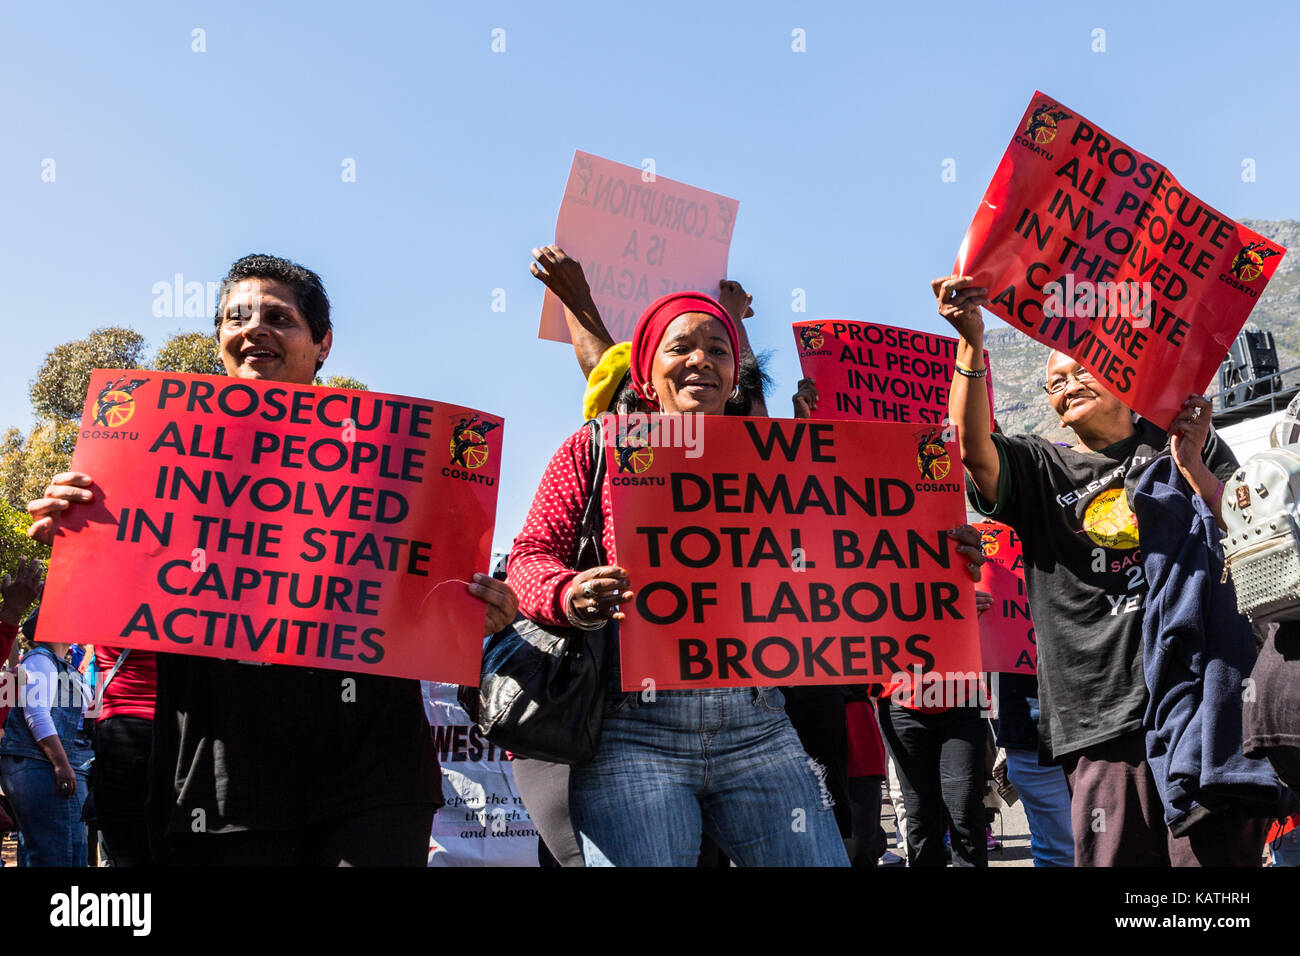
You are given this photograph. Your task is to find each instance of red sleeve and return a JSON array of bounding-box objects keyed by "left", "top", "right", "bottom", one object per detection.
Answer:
[
  {"left": 0, "top": 621, "right": 17, "bottom": 665},
  {"left": 507, "top": 426, "right": 614, "bottom": 627}
]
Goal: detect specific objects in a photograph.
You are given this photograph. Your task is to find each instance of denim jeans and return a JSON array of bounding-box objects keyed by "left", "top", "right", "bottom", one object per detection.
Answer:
[
  {"left": 569, "top": 687, "right": 849, "bottom": 867},
  {"left": 0, "top": 754, "right": 90, "bottom": 866},
  {"left": 1004, "top": 748, "right": 1074, "bottom": 866},
  {"left": 1271, "top": 826, "right": 1300, "bottom": 866}
]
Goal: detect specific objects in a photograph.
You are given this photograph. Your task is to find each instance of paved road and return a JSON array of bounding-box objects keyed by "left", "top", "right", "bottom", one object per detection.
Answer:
[{"left": 879, "top": 795, "right": 1037, "bottom": 867}]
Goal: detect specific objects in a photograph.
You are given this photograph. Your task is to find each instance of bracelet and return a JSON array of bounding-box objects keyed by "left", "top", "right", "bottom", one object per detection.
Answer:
[
  {"left": 1208, "top": 479, "right": 1225, "bottom": 510},
  {"left": 564, "top": 590, "right": 607, "bottom": 631},
  {"left": 954, "top": 362, "right": 987, "bottom": 379}
]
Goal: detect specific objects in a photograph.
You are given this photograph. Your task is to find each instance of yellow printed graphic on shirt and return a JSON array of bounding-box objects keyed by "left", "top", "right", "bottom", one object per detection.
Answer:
[{"left": 1083, "top": 487, "right": 1139, "bottom": 550}]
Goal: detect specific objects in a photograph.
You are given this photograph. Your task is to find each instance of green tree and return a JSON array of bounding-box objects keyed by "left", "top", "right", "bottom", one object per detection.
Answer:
[
  {"left": 155, "top": 330, "right": 224, "bottom": 376},
  {"left": 0, "top": 427, "right": 25, "bottom": 511},
  {"left": 315, "top": 374, "right": 369, "bottom": 391},
  {"left": 30, "top": 327, "right": 147, "bottom": 420},
  {"left": 0, "top": 501, "right": 48, "bottom": 572}
]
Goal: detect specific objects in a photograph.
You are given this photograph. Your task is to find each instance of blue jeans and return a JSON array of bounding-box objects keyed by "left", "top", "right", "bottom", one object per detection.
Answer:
[
  {"left": 0, "top": 754, "right": 90, "bottom": 867},
  {"left": 1004, "top": 748, "right": 1074, "bottom": 867},
  {"left": 569, "top": 687, "right": 849, "bottom": 867},
  {"left": 1271, "top": 826, "right": 1300, "bottom": 866}
]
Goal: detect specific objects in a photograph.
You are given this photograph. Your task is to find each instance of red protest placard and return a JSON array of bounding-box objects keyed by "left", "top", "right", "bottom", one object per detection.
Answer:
[
  {"left": 973, "top": 521, "right": 1036, "bottom": 674},
  {"left": 37, "top": 370, "right": 503, "bottom": 684},
  {"left": 539, "top": 150, "right": 740, "bottom": 344},
  {"left": 605, "top": 414, "right": 981, "bottom": 690},
  {"left": 792, "top": 320, "right": 994, "bottom": 424},
  {"left": 956, "top": 91, "right": 1286, "bottom": 429}
]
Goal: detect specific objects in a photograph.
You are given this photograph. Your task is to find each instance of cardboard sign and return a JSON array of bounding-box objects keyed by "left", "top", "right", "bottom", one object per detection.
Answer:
[
  {"left": 605, "top": 414, "right": 981, "bottom": 690},
  {"left": 956, "top": 91, "right": 1286, "bottom": 429},
  {"left": 539, "top": 150, "right": 740, "bottom": 344},
  {"left": 38, "top": 370, "right": 503, "bottom": 685},
  {"left": 973, "top": 521, "right": 1036, "bottom": 674},
  {"left": 424, "top": 682, "right": 539, "bottom": 867},
  {"left": 792, "top": 320, "right": 994, "bottom": 424}
]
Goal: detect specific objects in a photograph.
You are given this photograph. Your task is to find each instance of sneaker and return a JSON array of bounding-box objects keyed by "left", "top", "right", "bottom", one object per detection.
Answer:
[
  {"left": 986, "top": 824, "right": 1002, "bottom": 852},
  {"left": 877, "top": 849, "right": 905, "bottom": 866}
]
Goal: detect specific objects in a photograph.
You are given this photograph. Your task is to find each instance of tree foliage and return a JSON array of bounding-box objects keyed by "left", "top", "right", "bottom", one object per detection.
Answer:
[
  {"left": 0, "top": 502, "right": 48, "bottom": 572},
  {"left": 154, "top": 331, "right": 224, "bottom": 376},
  {"left": 315, "top": 374, "right": 369, "bottom": 391},
  {"left": 30, "top": 327, "right": 147, "bottom": 420}
]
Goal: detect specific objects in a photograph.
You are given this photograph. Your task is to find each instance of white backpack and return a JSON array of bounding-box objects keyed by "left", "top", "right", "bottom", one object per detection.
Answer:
[{"left": 1221, "top": 417, "right": 1300, "bottom": 623}]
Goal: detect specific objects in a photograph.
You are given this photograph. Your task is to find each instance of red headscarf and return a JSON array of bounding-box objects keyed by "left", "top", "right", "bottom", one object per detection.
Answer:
[{"left": 629, "top": 291, "right": 740, "bottom": 407}]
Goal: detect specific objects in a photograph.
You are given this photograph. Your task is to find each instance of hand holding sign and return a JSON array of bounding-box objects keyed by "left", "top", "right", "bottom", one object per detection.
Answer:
[
  {"left": 471, "top": 573, "right": 519, "bottom": 636},
  {"left": 27, "top": 471, "right": 95, "bottom": 545},
  {"left": 792, "top": 378, "right": 819, "bottom": 418},
  {"left": 565, "top": 564, "right": 633, "bottom": 624},
  {"left": 946, "top": 524, "right": 986, "bottom": 580},
  {"left": 931, "top": 275, "right": 990, "bottom": 343},
  {"left": 531, "top": 245, "right": 600, "bottom": 329}
]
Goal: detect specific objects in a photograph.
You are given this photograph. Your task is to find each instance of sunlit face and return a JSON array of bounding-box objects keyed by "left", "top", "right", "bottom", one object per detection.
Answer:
[
  {"left": 647, "top": 313, "right": 736, "bottom": 415},
  {"left": 1044, "top": 351, "right": 1123, "bottom": 430},
  {"left": 217, "top": 278, "right": 330, "bottom": 385}
]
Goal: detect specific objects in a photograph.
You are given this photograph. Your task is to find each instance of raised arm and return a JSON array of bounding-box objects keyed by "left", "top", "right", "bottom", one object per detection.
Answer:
[
  {"left": 531, "top": 245, "right": 615, "bottom": 379},
  {"left": 1168, "top": 394, "right": 1228, "bottom": 530},
  {"left": 718, "top": 279, "right": 767, "bottom": 416},
  {"left": 932, "top": 275, "right": 998, "bottom": 503}
]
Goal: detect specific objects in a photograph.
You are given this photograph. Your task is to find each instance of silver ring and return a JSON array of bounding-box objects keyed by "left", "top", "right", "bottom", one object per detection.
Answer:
[
  {"left": 581, "top": 604, "right": 599, "bottom": 617},
  {"left": 582, "top": 581, "right": 595, "bottom": 598},
  {"left": 1192, "top": 405, "right": 1203, "bottom": 419}
]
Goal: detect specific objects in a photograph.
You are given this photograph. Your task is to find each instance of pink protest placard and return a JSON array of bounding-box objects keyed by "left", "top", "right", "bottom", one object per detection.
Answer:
[
  {"left": 793, "top": 320, "right": 994, "bottom": 425},
  {"left": 539, "top": 151, "right": 740, "bottom": 344},
  {"left": 974, "top": 521, "right": 1036, "bottom": 674}
]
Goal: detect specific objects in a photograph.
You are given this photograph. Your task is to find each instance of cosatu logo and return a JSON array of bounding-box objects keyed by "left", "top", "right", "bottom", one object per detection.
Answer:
[
  {"left": 980, "top": 527, "right": 1000, "bottom": 557},
  {"left": 91, "top": 375, "right": 150, "bottom": 428},
  {"left": 448, "top": 414, "right": 499, "bottom": 470},
  {"left": 798, "top": 323, "right": 826, "bottom": 352},
  {"left": 914, "top": 428, "right": 951, "bottom": 481},
  {"left": 1229, "top": 241, "right": 1281, "bottom": 283},
  {"left": 613, "top": 421, "right": 656, "bottom": 475},
  {"left": 1024, "top": 103, "right": 1072, "bottom": 145}
]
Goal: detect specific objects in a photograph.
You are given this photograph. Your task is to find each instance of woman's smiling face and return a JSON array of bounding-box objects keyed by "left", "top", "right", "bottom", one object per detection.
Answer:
[{"left": 648, "top": 312, "right": 736, "bottom": 415}]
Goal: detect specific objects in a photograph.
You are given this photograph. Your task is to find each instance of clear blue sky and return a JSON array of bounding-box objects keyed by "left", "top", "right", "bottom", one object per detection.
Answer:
[{"left": 3, "top": 0, "right": 1297, "bottom": 551}]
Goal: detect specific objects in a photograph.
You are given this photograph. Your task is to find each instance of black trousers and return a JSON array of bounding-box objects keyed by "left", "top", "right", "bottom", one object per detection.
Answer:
[
  {"left": 161, "top": 803, "right": 435, "bottom": 866},
  {"left": 846, "top": 775, "right": 887, "bottom": 867},
  {"left": 91, "top": 716, "right": 155, "bottom": 867},
  {"left": 878, "top": 700, "right": 987, "bottom": 867}
]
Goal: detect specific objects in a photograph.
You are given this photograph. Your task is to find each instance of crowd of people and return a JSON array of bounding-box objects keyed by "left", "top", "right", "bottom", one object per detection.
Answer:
[{"left": 1, "top": 247, "right": 1297, "bottom": 868}]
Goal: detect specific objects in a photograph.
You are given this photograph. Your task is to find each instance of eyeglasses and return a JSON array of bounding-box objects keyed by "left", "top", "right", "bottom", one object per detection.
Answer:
[{"left": 1043, "top": 368, "right": 1095, "bottom": 395}]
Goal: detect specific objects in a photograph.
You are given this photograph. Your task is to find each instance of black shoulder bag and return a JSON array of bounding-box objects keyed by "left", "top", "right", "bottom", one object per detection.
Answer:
[{"left": 469, "top": 420, "right": 612, "bottom": 764}]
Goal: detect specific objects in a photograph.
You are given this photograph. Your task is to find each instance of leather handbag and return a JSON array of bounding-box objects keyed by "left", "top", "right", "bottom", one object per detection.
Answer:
[{"left": 470, "top": 420, "right": 612, "bottom": 764}]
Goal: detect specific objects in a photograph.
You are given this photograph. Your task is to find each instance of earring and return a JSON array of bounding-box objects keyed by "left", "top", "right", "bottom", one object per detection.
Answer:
[{"left": 729, "top": 385, "right": 741, "bottom": 401}]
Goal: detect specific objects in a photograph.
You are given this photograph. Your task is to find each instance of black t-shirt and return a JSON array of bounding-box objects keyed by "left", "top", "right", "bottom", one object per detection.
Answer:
[
  {"left": 970, "top": 419, "right": 1237, "bottom": 761},
  {"left": 149, "top": 655, "right": 442, "bottom": 837},
  {"left": 1243, "top": 622, "right": 1300, "bottom": 772}
]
